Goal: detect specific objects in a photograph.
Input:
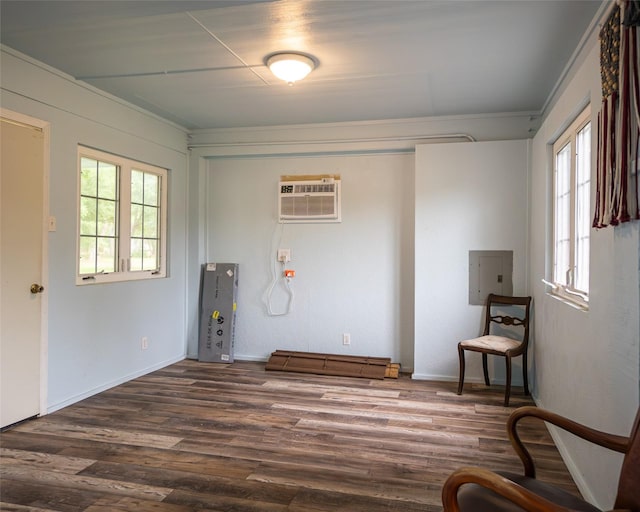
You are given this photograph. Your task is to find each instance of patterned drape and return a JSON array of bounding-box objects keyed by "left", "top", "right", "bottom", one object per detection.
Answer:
[{"left": 593, "top": 0, "right": 640, "bottom": 228}]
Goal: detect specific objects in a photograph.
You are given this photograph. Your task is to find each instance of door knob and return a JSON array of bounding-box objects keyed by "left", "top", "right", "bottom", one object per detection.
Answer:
[{"left": 30, "top": 283, "right": 44, "bottom": 294}]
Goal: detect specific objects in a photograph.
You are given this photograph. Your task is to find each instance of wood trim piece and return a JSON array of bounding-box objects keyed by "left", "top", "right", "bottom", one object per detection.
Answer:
[{"left": 266, "top": 350, "right": 391, "bottom": 379}]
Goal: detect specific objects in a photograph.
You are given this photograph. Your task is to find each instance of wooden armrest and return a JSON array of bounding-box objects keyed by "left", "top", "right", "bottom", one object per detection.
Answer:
[
  {"left": 442, "top": 466, "right": 575, "bottom": 512},
  {"left": 508, "top": 406, "right": 629, "bottom": 478}
]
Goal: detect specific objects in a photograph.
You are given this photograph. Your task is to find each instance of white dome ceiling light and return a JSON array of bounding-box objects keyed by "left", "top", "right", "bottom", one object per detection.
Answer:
[{"left": 266, "top": 52, "right": 316, "bottom": 85}]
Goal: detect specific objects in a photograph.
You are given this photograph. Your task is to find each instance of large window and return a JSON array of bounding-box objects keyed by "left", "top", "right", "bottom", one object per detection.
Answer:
[
  {"left": 551, "top": 106, "right": 591, "bottom": 306},
  {"left": 77, "top": 147, "right": 167, "bottom": 284}
]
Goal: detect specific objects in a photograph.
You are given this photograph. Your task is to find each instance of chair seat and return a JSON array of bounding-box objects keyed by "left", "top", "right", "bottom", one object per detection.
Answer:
[
  {"left": 460, "top": 335, "right": 520, "bottom": 354},
  {"left": 456, "top": 471, "right": 601, "bottom": 512}
]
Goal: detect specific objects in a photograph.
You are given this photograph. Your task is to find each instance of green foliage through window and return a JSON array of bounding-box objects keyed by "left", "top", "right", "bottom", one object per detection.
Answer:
[
  {"left": 77, "top": 148, "right": 167, "bottom": 284},
  {"left": 130, "top": 170, "right": 160, "bottom": 271},
  {"left": 79, "top": 158, "right": 119, "bottom": 274}
]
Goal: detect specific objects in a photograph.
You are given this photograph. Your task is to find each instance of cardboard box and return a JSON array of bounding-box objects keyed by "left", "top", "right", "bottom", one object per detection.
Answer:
[{"left": 198, "top": 263, "right": 238, "bottom": 363}]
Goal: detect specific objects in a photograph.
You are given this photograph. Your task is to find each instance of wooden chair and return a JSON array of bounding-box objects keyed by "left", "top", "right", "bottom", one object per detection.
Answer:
[
  {"left": 442, "top": 405, "right": 640, "bottom": 512},
  {"left": 457, "top": 294, "right": 532, "bottom": 406}
]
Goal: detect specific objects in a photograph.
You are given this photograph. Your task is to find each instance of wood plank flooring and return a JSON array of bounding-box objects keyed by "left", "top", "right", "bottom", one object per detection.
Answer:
[{"left": 0, "top": 359, "right": 581, "bottom": 511}]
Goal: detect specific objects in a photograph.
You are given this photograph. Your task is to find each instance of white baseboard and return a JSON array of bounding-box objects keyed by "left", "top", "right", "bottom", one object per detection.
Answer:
[
  {"left": 185, "top": 353, "right": 268, "bottom": 362},
  {"left": 47, "top": 354, "right": 186, "bottom": 414},
  {"left": 411, "top": 372, "right": 473, "bottom": 382},
  {"left": 411, "top": 372, "right": 523, "bottom": 387},
  {"left": 233, "top": 354, "right": 269, "bottom": 362}
]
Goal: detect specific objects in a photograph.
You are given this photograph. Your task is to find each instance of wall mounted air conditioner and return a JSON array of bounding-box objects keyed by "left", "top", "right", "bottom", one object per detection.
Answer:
[{"left": 279, "top": 175, "right": 341, "bottom": 223}]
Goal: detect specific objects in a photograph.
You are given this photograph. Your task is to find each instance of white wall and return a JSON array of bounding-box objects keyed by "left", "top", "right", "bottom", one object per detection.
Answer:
[
  {"left": 529, "top": 35, "right": 640, "bottom": 508},
  {"left": 413, "top": 140, "right": 530, "bottom": 382},
  {"left": 1, "top": 48, "right": 189, "bottom": 411},
  {"left": 192, "top": 153, "right": 416, "bottom": 367},
  {"left": 186, "top": 114, "right": 535, "bottom": 369},
  {"left": 186, "top": 114, "right": 536, "bottom": 370}
]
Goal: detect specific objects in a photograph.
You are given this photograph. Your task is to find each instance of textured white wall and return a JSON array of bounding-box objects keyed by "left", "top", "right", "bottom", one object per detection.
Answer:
[
  {"left": 196, "top": 153, "right": 416, "bottom": 367},
  {"left": 529, "top": 38, "right": 640, "bottom": 508},
  {"left": 413, "top": 140, "right": 529, "bottom": 382},
  {"left": 186, "top": 114, "right": 536, "bottom": 367},
  {"left": 1, "top": 48, "right": 189, "bottom": 412}
]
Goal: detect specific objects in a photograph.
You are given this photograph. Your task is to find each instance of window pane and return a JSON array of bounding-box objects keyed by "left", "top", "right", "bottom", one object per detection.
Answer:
[
  {"left": 143, "top": 172, "right": 159, "bottom": 206},
  {"left": 130, "top": 169, "right": 162, "bottom": 272},
  {"left": 80, "top": 158, "right": 98, "bottom": 197},
  {"left": 97, "top": 199, "right": 117, "bottom": 237},
  {"left": 130, "top": 238, "right": 142, "bottom": 271},
  {"left": 143, "top": 205, "right": 158, "bottom": 238},
  {"left": 574, "top": 122, "right": 591, "bottom": 293},
  {"left": 79, "top": 236, "right": 96, "bottom": 274},
  {"left": 79, "top": 154, "right": 119, "bottom": 277},
  {"left": 80, "top": 197, "right": 97, "bottom": 236},
  {"left": 575, "top": 235, "right": 590, "bottom": 292},
  {"left": 131, "top": 170, "right": 144, "bottom": 204},
  {"left": 143, "top": 239, "right": 158, "bottom": 270},
  {"left": 97, "top": 161, "right": 117, "bottom": 200},
  {"left": 554, "top": 143, "right": 571, "bottom": 285},
  {"left": 131, "top": 204, "right": 143, "bottom": 238},
  {"left": 96, "top": 237, "right": 116, "bottom": 273},
  {"left": 555, "top": 238, "right": 570, "bottom": 285}
]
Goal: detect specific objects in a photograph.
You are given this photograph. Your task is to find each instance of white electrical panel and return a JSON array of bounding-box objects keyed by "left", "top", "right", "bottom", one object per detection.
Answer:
[{"left": 469, "top": 251, "right": 513, "bottom": 305}]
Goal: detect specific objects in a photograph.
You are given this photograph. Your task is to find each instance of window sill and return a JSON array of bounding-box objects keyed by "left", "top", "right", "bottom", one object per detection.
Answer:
[
  {"left": 76, "top": 271, "right": 166, "bottom": 286},
  {"left": 547, "top": 290, "right": 589, "bottom": 311}
]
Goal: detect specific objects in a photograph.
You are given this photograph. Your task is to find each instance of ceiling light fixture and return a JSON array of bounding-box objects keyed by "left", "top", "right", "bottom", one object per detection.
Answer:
[{"left": 266, "top": 52, "right": 316, "bottom": 85}]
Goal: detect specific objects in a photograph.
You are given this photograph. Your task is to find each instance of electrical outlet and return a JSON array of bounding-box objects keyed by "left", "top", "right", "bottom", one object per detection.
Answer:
[
  {"left": 141, "top": 337, "right": 149, "bottom": 350},
  {"left": 343, "top": 333, "right": 351, "bottom": 345},
  {"left": 277, "top": 249, "right": 291, "bottom": 262}
]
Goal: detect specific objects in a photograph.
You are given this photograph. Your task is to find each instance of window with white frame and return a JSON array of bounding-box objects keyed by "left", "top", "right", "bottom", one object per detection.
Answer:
[
  {"left": 77, "top": 146, "right": 167, "bottom": 284},
  {"left": 551, "top": 106, "right": 591, "bottom": 306}
]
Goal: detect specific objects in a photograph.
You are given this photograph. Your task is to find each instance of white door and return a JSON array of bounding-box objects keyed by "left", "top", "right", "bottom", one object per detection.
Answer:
[{"left": 0, "top": 113, "right": 47, "bottom": 429}]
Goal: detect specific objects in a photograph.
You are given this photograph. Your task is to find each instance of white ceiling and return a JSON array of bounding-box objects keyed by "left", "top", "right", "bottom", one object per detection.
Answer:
[{"left": 1, "top": 0, "right": 603, "bottom": 130}]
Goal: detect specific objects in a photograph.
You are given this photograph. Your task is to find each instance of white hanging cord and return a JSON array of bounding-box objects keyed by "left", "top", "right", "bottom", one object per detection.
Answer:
[
  {"left": 264, "top": 222, "right": 295, "bottom": 316},
  {"left": 265, "top": 260, "right": 295, "bottom": 316}
]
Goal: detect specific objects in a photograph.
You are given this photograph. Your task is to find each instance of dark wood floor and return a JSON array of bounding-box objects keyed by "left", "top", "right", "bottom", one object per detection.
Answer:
[{"left": 1, "top": 359, "right": 580, "bottom": 511}]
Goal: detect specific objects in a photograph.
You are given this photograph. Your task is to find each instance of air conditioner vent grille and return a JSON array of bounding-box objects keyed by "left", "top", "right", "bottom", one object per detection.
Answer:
[
  {"left": 278, "top": 177, "right": 341, "bottom": 223},
  {"left": 281, "top": 195, "right": 336, "bottom": 217}
]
